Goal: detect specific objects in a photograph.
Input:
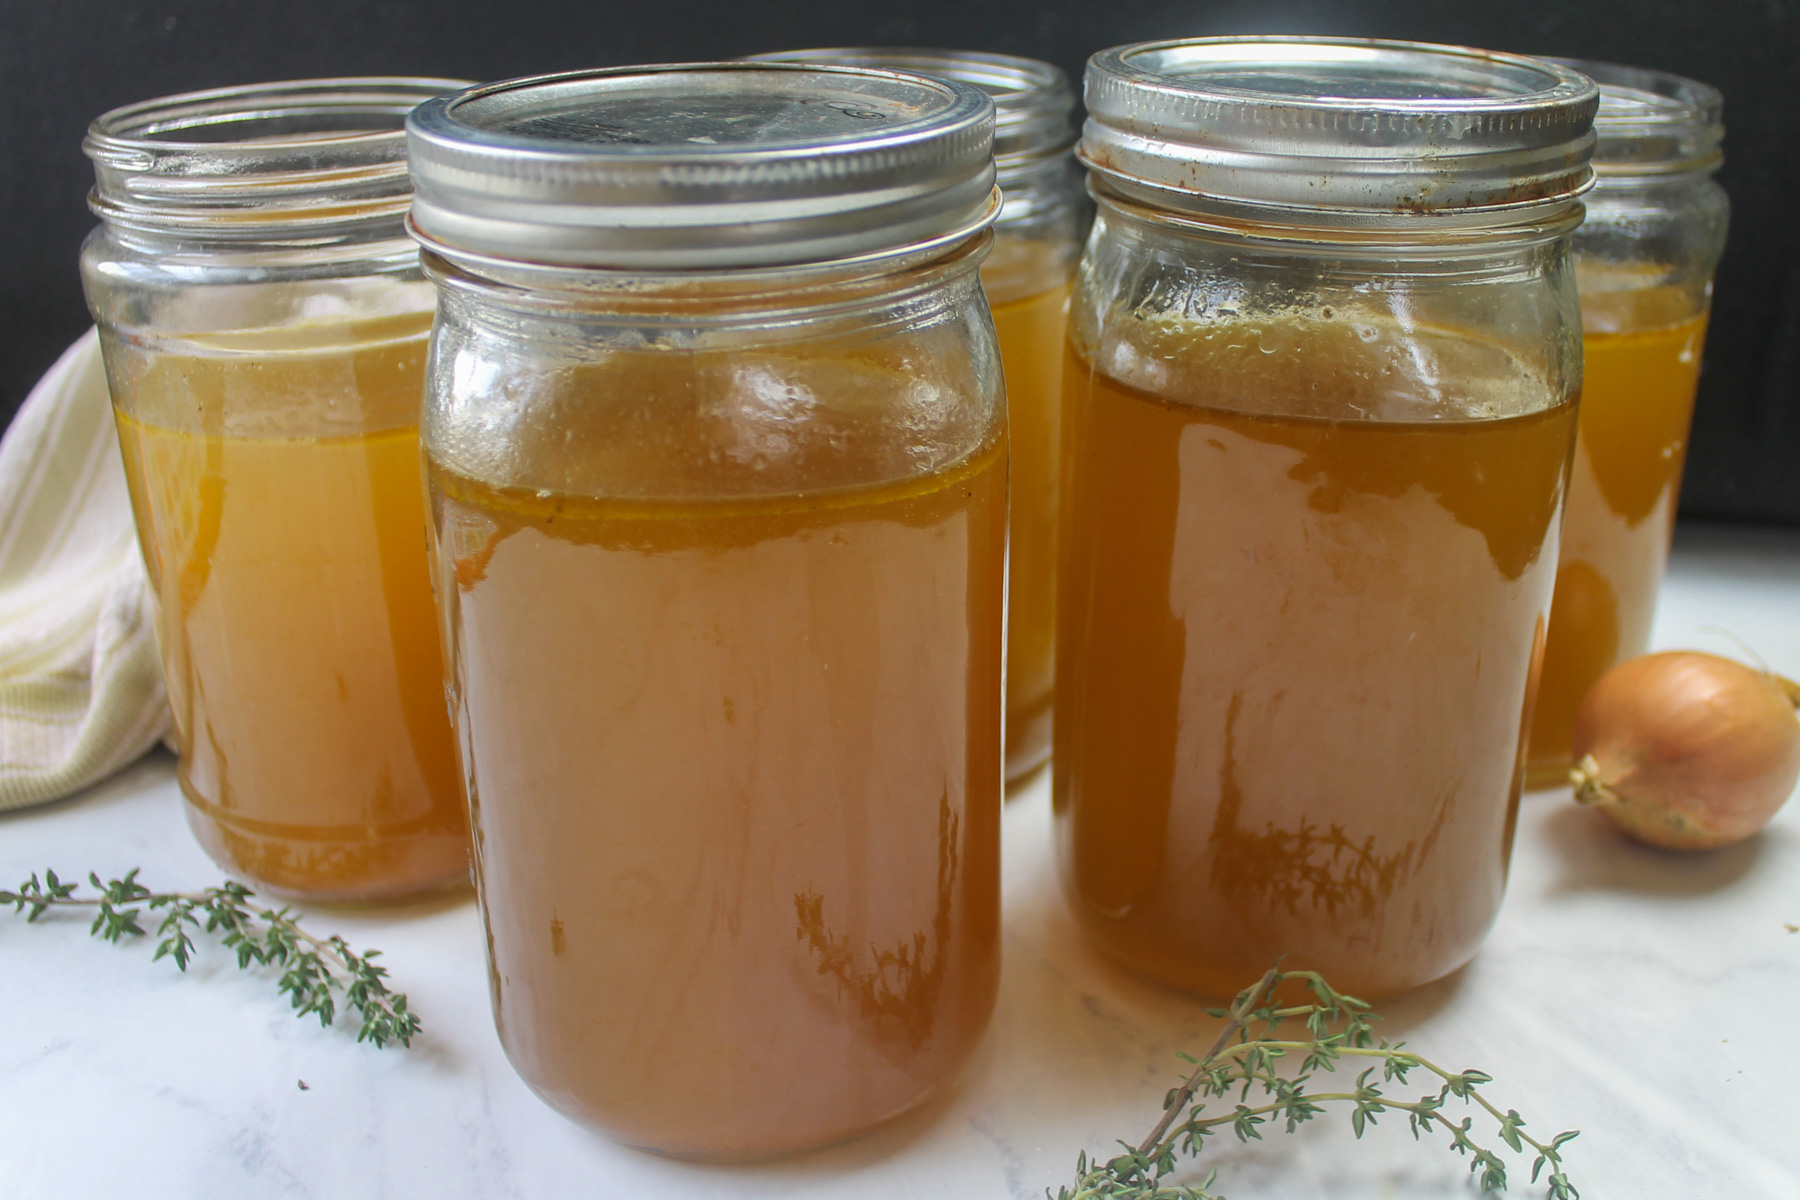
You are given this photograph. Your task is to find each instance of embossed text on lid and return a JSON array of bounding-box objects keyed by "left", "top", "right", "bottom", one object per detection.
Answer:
[{"left": 740, "top": 48, "right": 1073, "bottom": 170}]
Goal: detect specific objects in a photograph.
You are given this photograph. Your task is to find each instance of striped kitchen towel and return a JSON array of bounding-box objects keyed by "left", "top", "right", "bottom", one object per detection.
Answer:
[{"left": 0, "top": 330, "right": 169, "bottom": 812}]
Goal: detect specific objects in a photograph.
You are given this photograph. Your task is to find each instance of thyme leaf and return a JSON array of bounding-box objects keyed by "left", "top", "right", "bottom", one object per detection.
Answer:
[
  {"left": 2, "top": 868, "right": 420, "bottom": 1048},
  {"left": 1054, "top": 964, "right": 1578, "bottom": 1199}
]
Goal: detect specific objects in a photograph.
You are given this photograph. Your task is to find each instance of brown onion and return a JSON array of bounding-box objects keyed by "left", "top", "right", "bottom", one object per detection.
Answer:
[{"left": 1569, "top": 650, "right": 1800, "bottom": 850}]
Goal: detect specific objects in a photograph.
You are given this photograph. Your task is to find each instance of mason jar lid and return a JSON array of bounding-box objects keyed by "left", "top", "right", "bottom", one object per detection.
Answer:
[
  {"left": 85, "top": 77, "right": 470, "bottom": 240},
  {"left": 1548, "top": 59, "right": 1723, "bottom": 177},
  {"left": 740, "top": 48, "right": 1073, "bottom": 171},
  {"left": 405, "top": 63, "right": 999, "bottom": 270},
  {"left": 1081, "top": 37, "right": 1599, "bottom": 225}
]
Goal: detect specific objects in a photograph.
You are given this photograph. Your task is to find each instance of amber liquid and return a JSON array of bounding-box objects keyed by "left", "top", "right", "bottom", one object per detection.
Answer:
[
  {"left": 111, "top": 318, "right": 467, "bottom": 900},
  {"left": 428, "top": 350, "right": 1006, "bottom": 1159},
  {"left": 988, "top": 268, "right": 1071, "bottom": 784},
  {"left": 1525, "top": 290, "right": 1708, "bottom": 786},
  {"left": 1055, "top": 316, "right": 1575, "bottom": 999}
]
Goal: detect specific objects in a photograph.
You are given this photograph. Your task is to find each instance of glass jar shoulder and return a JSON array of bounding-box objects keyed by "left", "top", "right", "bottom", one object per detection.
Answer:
[
  {"left": 982, "top": 158, "right": 1085, "bottom": 309},
  {"left": 423, "top": 263, "right": 1005, "bottom": 505},
  {"left": 81, "top": 227, "right": 431, "bottom": 329},
  {"left": 1069, "top": 204, "right": 1581, "bottom": 425},
  {"left": 1577, "top": 174, "right": 1729, "bottom": 255},
  {"left": 982, "top": 228, "right": 1076, "bottom": 311},
  {"left": 1574, "top": 175, "right": 1728, "bottom": 331},
  {"left": 82, "top": 228, "right": 436, "bottom": 438}
]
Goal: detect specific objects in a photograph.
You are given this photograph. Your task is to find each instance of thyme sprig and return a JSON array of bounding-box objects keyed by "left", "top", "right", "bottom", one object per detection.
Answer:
[
  {"left": 1057, "top": 965, "right": 1578, "bottom": 1200},
  {"left": 2, "top": 868, "right": 419, "bottom": 1048}
]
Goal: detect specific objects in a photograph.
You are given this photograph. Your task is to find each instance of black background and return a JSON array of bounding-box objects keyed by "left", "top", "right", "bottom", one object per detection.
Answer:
[{"left": 4, "top": 0, "right": 1794, "bottom": 524}]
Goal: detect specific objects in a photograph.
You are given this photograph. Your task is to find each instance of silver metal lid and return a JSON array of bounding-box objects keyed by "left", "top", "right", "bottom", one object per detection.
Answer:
[
  {"left": 86, "top": 77, "right": 470, "bottom": 239},
  {"left": 740, "top": 48, "right": 1073, "bottom": 171},
  {"left": 405, "top": 63, "right": 999, "bottom": 270},
  {"left": 1549, "top": 59, "right": 1723, "bottom": 177},
  {"left": 1081, "top": 37, "right": 1599, "bottom": 224}
]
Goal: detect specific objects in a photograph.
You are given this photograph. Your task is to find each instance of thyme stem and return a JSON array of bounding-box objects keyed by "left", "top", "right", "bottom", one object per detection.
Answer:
[
  {"left": 2, "top": 868, "right": 420, "bottom": 1049},
  {"left": 1213, "top": 1042, "right": 1575, "bottom": 1168},
  {"left": 1056, "top": 963, "right": 1580, "bottom": 1200},
  {"left": 1136, "top": 963, "right": 1281, "bottom": 1157}
]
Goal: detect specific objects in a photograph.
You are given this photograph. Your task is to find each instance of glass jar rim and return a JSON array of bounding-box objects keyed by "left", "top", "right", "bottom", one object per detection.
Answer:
[
  {"left": 85, "top": 76, "right": 471, "bottom": 242},
  {"left": 1088, "top": 175, "right": 1586, "bottom": 257},
  {"left": 1548, "top": 58, "right": 1723, "bottom": 178}
]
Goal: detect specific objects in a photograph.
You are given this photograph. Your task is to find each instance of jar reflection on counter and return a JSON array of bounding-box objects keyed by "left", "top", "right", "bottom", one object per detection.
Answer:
[
  {"left": 405, "top": 64, "right": 1006, "bottom": 1160},
  {"left": 80, "top": 79, "right": 474, "bottom": 902},
  {"left": 1054, "top": 39, "right": 1597, "bottom": 1000},
  {"left": 746, "top": 47, "right": 1084, "bottom": 785},
  {"left": 1524, "top": 62, "right": 1730, "bottom": 788}
]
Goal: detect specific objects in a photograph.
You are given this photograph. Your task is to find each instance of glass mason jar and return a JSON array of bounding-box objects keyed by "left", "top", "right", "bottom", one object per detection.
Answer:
[
  {"left": 1055, "top": 39, "right": 1597, "bottom": 1001},
  {"left": 746, "top": 48, "right": 1082, "bottom": 785},
  {"left": 405, "top": 64, "right": 1006, "bottom": 1160},
  {"left": 1524, "top": 62, "right": 1729, "bottom": 787},
  {"left": 80, "top": 78, "right": 473, "bottom": 902}
]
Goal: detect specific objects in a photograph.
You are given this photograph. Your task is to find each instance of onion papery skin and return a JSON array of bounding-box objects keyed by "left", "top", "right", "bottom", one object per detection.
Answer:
[{"left": 1569, "top": 651, "right": 1800, "bottom": 850}]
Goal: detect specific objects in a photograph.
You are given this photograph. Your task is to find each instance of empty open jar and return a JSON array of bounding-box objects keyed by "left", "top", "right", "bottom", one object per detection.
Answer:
[
  {"left": 405, "top": 64, "right": 1007, "bottom": 1159},
  {"left": 1054, "top": 39, "right": 1596, "bottom": 1000},
  {"left": 747, "top": 47, "right": 1081, "bottom": 784},
  {"left": 1523, "top": 61, "right": 1729, "bottom": 786},
  {"left": 80, "top": 78, "right": 473, "bottom": 902}
]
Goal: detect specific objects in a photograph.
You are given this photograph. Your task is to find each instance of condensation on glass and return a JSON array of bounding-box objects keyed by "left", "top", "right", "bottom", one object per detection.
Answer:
[
  {"left": 1056, "top": 38, "right": 1597, "bottom": 1000},
  {"left": 748, "top": 47, "right": 1082, "bottom": 785},
  {"left": 79, "top": 78, "right": 474, "bottom": 902},
  {"left": 404, "top": 63, "right": 1006, "bottom": 1160},
  {"left": 1524, "top": 61, "right": 1730, "bottom": 787}
]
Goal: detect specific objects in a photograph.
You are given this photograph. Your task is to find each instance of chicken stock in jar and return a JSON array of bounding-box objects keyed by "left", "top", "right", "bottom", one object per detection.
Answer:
[
  {"left": 80, "top": 78, "right": 474, "bottom": 902},
  {"left": 747, "top": 47, "right": 1084, "bottom": 785},
  {"left": 1524, "top": 61, "right": 1730, "bottom": 787},
  {"left": 1056, "top": 38, "right": 1598, "bottom": 1000},
  {"left": 405, "top": 63, "right": 1007, "bottom": 1160}
]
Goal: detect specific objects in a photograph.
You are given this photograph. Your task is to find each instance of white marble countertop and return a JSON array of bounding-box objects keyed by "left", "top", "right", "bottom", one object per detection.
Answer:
[{"left": 5, "top": 521, "right": 1798, "bottom": 1199}]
